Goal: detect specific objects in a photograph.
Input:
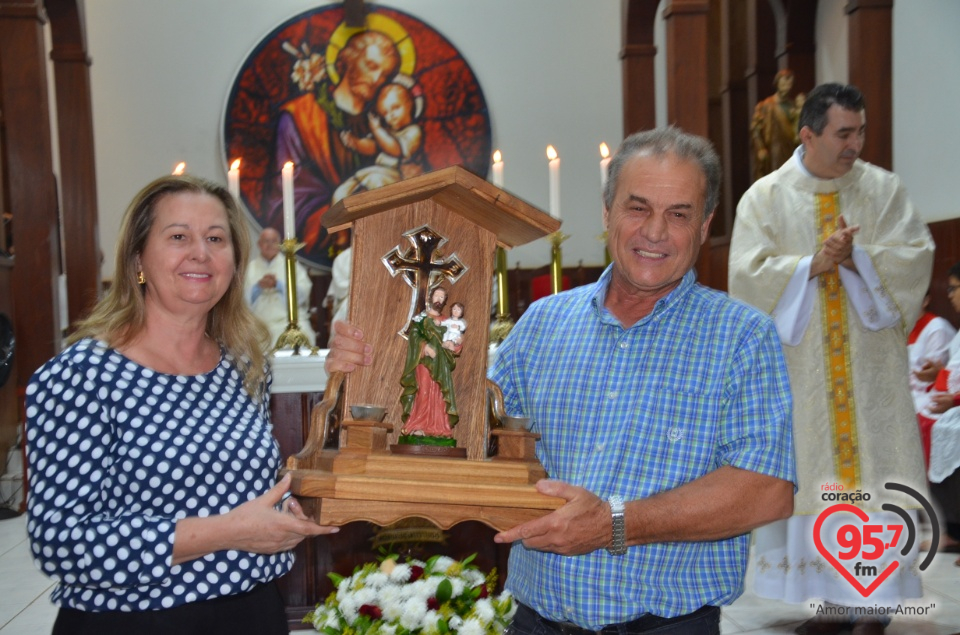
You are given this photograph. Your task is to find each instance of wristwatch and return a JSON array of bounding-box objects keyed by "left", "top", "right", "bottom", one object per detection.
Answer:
[{"left": 607, "top": 494, "right": 627, "bottom": 556}]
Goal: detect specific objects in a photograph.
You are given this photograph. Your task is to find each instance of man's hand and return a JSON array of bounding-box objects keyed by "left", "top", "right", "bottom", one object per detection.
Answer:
[
  {"left": 258, "top": 273, "right": 277, "bottom": 289},
  {"left": 928, "top": 393, "right": 956, "bottom": 414},
  {"left": 914, "top": 360, "right": 944, "bottom": 384},
  {"left": 325, "top": 320, "right": 373, "bottom": 373},
  {"left": 810, "top": 215, "right": 860, "bottom": 277},
  {"left": 493, "top": 480, "right": 609, "bottom": 556}
]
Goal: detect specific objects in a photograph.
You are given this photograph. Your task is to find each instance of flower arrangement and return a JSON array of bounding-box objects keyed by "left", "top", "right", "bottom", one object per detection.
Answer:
[{"left": 304, "top": 553, "right": 516, "bottom": 635}]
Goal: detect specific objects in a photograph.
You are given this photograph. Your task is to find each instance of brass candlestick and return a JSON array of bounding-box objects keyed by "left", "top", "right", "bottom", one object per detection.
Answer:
[
  {"left": 597, "top": 230, "right": 611, "bottom": 267},
  {"left": 549, "top": 231, "right": 570, "bottom": 295},
  {"left": 274, "top": 237, "right": 316, "bottom": 355},
  {"left": 490, "top": 246, "right": 514, "bottom": 344}
]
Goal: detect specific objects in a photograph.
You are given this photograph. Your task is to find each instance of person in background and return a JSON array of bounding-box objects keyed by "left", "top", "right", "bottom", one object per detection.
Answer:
[
  {"left": 909, "top": 289, "right": 956, "bottom": 414},
  {"left": 244, "top": 226, "right": 317, "bottom": 349},
  {"left": 914, "top": 263, "right": 960, "bottom": 559},
  {"left": 26, "top": 174, "right": 336, "bottom": 635},
  {"left": 327, "top": 127, "right": 796, "bottom": 635},
  {"left": 730, "top": 83, "right": 934, "bottom": 635}
]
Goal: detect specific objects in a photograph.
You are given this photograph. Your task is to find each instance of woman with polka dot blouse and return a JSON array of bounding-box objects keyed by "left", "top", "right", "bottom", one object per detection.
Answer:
[{"left": 25, "top": 175, "right": 338, "bottom": 634}]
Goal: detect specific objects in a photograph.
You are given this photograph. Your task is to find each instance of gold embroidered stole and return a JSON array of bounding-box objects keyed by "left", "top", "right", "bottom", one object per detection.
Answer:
[{"left": 817, "top": 192, "right": 861, "bottom": 491}]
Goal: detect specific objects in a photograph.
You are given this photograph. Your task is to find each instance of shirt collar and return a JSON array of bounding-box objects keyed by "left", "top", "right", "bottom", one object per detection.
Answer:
[{"left": 590, "top": 265, "right": 697, "bottom": 326}]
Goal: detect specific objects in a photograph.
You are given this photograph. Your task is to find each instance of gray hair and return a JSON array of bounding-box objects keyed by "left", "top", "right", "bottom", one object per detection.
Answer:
[{"left": 602, "top": 126, "right": 721, "bottom": 220}]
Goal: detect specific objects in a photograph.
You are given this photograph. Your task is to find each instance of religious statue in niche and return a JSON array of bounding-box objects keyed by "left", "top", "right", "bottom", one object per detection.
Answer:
[
  {"left": 399, "top": 287, "right": 463, "bottom": 445},
  {"left": 750, "top": 69, "right": 805, "bottom": 181},
  {"left": 223, "top": 6, "right": 491, "bottom": 269},
  {"left": 381, "top": 225, "right": 468, "bottom": 450}
]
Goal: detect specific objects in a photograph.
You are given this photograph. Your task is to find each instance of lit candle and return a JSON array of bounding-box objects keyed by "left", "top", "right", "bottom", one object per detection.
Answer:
[
  {"left": 172, "top": 161, "right": 186, "bottom": 175},
  {"left": 228, "top": 159, "right": 241, "bottom": 200},
  {"left": 491, "top": 150, "right": 504, "bottom": 188},
  {"left": 282, "top": 161, "right": 296, "bottom": 240},
  {"left": 599, "top": 142, "right": 611, "bottom": 192},
  {"left": 546, "top": 145, "right": 560, "bottom": 220}
]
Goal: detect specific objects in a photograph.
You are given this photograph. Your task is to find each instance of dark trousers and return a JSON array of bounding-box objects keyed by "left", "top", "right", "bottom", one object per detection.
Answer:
[
  {"left": 52, "top": 581, "right": 289, "bottom": 635},
  {"left": 510, "top": 601, "right": 720, "bottom": 635}
]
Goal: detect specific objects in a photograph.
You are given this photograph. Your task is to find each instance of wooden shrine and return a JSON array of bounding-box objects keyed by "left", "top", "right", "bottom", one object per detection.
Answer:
[{"left": 286, "top": 165, "right": 563, "bottom": 530}]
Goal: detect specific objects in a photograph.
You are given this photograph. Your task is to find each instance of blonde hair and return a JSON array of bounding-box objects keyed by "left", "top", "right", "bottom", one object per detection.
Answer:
[{"left": 69, "top": 174, "right": 271, "bottom": 399}]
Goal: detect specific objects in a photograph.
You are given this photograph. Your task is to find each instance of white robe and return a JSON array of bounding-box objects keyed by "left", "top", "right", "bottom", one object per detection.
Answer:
[
  {"left": 730, "top": 150, "right": 933, "bottom": 606},
  {"left": 908, "top": 314, "right": 956, "bottom": 413},
  {"left": 244, "top": 254, "right": 316, "bottom": 349}
]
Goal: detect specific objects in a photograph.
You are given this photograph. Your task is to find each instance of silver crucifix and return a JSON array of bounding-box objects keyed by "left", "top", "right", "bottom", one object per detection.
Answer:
[{"left": 382, "top": 225, "right": 467, "bottom": 337}]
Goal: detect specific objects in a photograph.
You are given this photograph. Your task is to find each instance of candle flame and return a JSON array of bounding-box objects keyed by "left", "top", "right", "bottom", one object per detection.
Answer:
[
  {"left": 493, "top": 150, "right": 502, "bottom": 163},
  {"left": 172, "top": 162, "right": 186, "bottom": 175},
  {"left": 600, "top": 142, "right": 610, "bottom": 159},
  {"left": 283, "top": 161, "right": 294, "bottom": 172},
  {"left": 546, "top": 145, "right": 558, "bottom": 161},
  {"left": 230, "top": 158, "right": 241, "bottom": 171}
]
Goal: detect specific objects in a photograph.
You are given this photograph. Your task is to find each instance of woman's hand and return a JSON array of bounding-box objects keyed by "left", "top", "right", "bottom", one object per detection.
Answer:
[{"left": 172, "top": 474, "right": 337, "bottom": 564}]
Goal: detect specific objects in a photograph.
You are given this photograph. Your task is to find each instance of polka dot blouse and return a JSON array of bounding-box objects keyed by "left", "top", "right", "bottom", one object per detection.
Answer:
[{"left": 25, "top": 338, "right": 293, "bottom": 612}]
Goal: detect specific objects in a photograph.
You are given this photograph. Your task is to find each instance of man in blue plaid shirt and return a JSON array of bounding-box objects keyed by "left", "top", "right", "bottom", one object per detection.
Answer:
[{"left": 328, "top": 127, "right": 797, "bottom": 635}]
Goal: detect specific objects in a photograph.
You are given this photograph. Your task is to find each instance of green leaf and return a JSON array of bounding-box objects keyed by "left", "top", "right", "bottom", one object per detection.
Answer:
[
  {"left": 438, "top": 618, "right": 450, "bottom": 634},
  {"left": 436, "top": 578, "right": 453, "bottom": 603},
  {"left": 461, "top": 553, "right": 477, "bottom": 567},
  {"left": 323, "top": 627, "right": 340, "bottom": 635},
  {"left": 328, "top": 572, "right": 345, "bottom": 587}
]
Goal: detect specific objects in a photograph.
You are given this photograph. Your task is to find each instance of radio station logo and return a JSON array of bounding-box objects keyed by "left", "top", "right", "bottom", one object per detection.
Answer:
[{"left": 813, "top": 482, "right": 939, "bottom": 598}]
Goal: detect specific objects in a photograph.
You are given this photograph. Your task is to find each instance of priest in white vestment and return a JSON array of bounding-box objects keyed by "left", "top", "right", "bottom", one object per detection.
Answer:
[
  {"left": 244, "top": 228, "right": 317, "bottom": 349},
  {"left": 730, "top": 84, "right": 933, "bottom": 634}
]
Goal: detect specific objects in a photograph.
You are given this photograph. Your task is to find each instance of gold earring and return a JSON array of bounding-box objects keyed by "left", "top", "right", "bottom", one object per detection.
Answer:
[{"left": 137, "top": 271, "right": 146, "bottom": 285}]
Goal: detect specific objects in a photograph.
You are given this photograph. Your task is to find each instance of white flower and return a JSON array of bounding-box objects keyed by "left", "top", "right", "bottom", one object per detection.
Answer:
[
  {"left": 365, "top": 571, "right": 389, "bottom": 589},
  {"left": 432, "top": 556, "right": 456, "bottom": 574},
  {"left": 352, "top": 586, "right": 377, "bottom": 607},
  {"left": 463, "top": 569, "right": 485, "bottom": 587},
  {"left": 448, "top": 576, "right": 466, "bottom": 598},
  {"left": 448, "top": 615, "right": 464, "bottom": 630},
  {"left": 500, "top": 591, "right": 517, "bottom": 620},
  {"left": 424, "top": 609, "right": 441, "bottom": 631},
  {"left": 389, "top": 563, "right": 412, "bottom": 583},
  {"left": 338, "top": 594, "right": 360, "bottom": 623},
  {"left": 380, "top": 624, "right": 397, "bottom": 635},
  {"left": 472, "top": 598, "right": 495, "bottom": 624},
  {"left": 379, "top": 586, "right": 405, "bottom": 621},
  {"left": 399, "top": 597, "right": 427, "bottom": 630},
  {"left": 459, "top": 617, "right": 486, "bottom": 635},
  {"left": 290, "top": 53, "right": 325, "bottom": 92}
]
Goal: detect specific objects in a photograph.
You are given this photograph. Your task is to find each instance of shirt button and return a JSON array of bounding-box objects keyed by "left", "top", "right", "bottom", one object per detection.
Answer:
[
  {"left": 619, "top": 341, "right": 627, "bottom": 350},
  {"left": 596, "top": 443, "right": 604, "bottom": 452},
  {"left": 607, "top": 391, "right": 618, "bottom": 400}
]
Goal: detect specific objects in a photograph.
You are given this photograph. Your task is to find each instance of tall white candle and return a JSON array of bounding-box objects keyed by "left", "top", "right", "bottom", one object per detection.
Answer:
[
  {"left": 546, "top": 145, "right": 560, "bottom": 220},
  {"left": 599, "top": 142, "right": 611, "bottom": 192},
  {"left": 491, "top": 150, "right": 504, "bottom": 188},
  {"left": 228, "top": 159, "right": 241, "bottom": 200},
  {"left": 282, "top": 161, "right": 296, "bottom": 240}
]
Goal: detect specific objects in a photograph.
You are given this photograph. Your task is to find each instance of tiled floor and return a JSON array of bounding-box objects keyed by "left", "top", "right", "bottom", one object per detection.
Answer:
[{"left": 1, "top": 510, "right": 957, "bottom": 634}]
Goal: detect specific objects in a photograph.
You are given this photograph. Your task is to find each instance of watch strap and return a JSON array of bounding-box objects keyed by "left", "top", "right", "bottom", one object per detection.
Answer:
[{"left": 607, "top": 494, "right": 627, "bottom": 556}]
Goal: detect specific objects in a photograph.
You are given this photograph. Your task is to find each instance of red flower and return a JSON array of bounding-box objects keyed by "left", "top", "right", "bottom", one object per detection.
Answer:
[
  {"left": 409, "top": 565, "right": 424, "bottom": 582},
  {"left": 359, "top": 604, "right": 383, "bottom": 619},
  {"left": 427, "top": 597, "right": 440, "bottom": 611}
]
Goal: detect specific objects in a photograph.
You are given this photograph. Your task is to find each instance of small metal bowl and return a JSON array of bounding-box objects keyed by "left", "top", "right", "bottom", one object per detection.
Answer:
[
  {"left": 502, "top": 415, "right": 531, "bottom": 431},
  {"left": 350, "top": 404, "right": 387, "bottom": 422}
]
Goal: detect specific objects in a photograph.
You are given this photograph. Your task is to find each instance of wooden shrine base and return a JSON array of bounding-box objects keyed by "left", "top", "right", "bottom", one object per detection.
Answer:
[
  {"left": 390, "top": 443, "right": 467, "bottom": 458},
  {"left": 288, "top": 449, "right": 563, "bottom": 531}
]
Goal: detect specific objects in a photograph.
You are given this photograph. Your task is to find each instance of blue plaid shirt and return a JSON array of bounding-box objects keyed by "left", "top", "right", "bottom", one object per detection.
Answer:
[{"left": 489, "top": 267, "right": 795, "bottom": 627}]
